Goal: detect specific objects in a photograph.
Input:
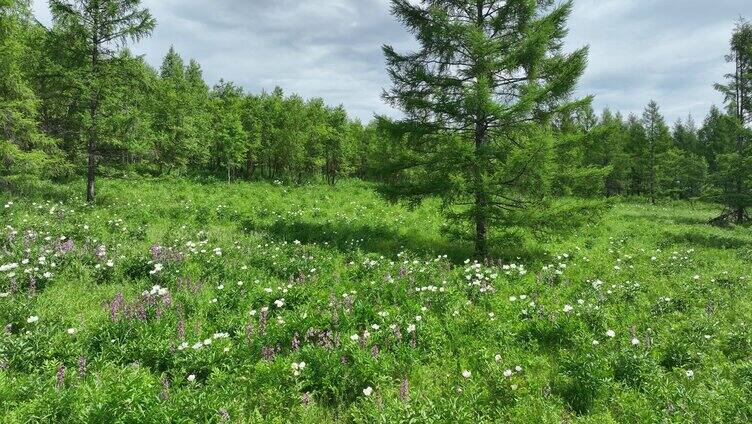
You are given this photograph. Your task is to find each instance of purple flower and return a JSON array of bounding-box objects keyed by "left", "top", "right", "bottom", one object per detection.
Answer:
[
  {"left": 27, "top": 275, "right": 36, "bottom": 297},
  {"left": 56, "top": 363, "right": 66, "bottom": 389},
  {"left": 160, "top": 378, "right": 170, "bottom": 400},
  {"left": 301, "top": 392, "right": 311, "bottom": 407},
  {"left": 399, "top": 378, "right": 409, "bottom": 401},
  {"left": 109, "top": 293, "right": 124, "bottom": 321},
  {"left": 94, "top": 245, "right": 107, "bottom": 261},
  {"left": 78, "top": 357, "right": 87, "bottom": 379},
  {"left": 177, "top": 318, "right": 185, "bottom": 340},
  {"left": 292, "top": 333, "right": 301, "bottom": 351},
  {"left": 58, "top": 239, "right": 74, "bottom": 255}
]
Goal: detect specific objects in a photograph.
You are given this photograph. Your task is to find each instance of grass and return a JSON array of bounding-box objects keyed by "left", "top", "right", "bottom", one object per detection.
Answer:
[{"left": 1, "top": 177, "right": 751, "bottom": 423}]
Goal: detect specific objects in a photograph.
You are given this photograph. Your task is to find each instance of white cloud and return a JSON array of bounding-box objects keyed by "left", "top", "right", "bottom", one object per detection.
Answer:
[{"left": 32, "top": 0, "right": 747, "bottom": 123}]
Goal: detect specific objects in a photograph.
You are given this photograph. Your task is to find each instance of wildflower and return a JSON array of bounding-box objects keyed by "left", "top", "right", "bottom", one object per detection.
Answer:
[
  {"left": 563, "top": 305, "right": 574, "bottom": 313},
  {"left": 27, "top": 316, "right": 39, "bottom": 324},
  {"left": 362, "top": 386, "right": 373, "bottom": 396},
  {"left": 78, "top": 356, "right": 87, "bottom": 379},
  {"left": 592, "top": 340, "right": 600, "bottom": 345},
  {"left": 67, "top": 328, "right": 77, "bottom": 335},
  {"left": 606, "top": 330, "right": 616, "bottom": 338},
  {"left": 187, "top": 374, "right": 196, "bottom": 382},
  {"left": 494, "top": 354, "right": 502, "bottom": 363},
  {"left": 462, "top": 370, "right": 471, "bottom": 379},
  {"left": 631, "top": 338, "right": 640, "bottom": 346},
  {"left": 350, "top": 334, "right": 360, "bottom": 342},
  {"left": 686, "top": 369, "right": 694, "bottom": 379},
  {"left": 503, "top": 369, "right": 513, "bottom": 377},
  {"left": 56, "top": 363, "right": 66, "bottom": 389},
  {"left": 399, "top": 378, "right": 409, "bottom": 401}
]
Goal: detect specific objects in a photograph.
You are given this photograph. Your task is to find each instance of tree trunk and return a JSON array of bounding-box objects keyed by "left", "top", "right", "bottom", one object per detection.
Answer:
[
  {"left": 474, "top": 120, "right": 488, "bottom": 259},
  {"left": 87, "top": 43, "right": 99, "bottom": 203}
]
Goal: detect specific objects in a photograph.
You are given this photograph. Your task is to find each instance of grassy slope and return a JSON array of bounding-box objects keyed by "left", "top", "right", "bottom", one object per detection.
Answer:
[{"left": 1, "top": 178, "right": 751, "bottom": 423}]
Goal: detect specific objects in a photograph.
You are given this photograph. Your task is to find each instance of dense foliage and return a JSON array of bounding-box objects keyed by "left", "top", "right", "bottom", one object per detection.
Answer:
[
  {"left": 379, "top": 0, "right": 589, "bottom": 257},
  {"left": 1, "top": 1, "right": 749, "bottom": 217}
]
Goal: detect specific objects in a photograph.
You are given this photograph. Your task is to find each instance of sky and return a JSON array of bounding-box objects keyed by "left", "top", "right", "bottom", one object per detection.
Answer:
[{"left": 31, "top": 0, "right": 751, "bottom": 124}]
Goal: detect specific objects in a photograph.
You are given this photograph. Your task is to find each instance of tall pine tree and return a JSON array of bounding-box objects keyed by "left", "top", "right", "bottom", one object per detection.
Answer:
[
  {"left": 711, "top": 18, "right": 752, "bottom": 223},
  {"left": 50, "top": 0, "right": 155, "bottom": 201},
  {"left": 380, "top": 0, "right": 588, "bottom": 257}
]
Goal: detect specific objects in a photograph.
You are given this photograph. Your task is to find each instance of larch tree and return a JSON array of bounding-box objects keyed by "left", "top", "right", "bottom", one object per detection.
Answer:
[
  {"left": 49, "top": 0, "right": 155, "bottom": 202},
  {"left": 711, "top": 18, "right": 752, "bottom": 223},
  {"left": 380, "top": 0, "right": 589, "bottom": 258},
  {"left": 641, "top": 100, "right": 672, "bottom": 204}
]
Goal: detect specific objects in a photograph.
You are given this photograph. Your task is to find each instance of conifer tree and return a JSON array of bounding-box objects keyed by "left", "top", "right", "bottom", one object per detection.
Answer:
[
  {"left": 49, "top": 0, "right": 155, "bottom": 201},
  {"left": 711, "top": 18, "right": 752, "bottom": 223},
  {"left": 381, "top": 0, "right": 589, "bottom": 257},
  {"left": 641, "top": 101, "right": 672, "bottom": 204}
]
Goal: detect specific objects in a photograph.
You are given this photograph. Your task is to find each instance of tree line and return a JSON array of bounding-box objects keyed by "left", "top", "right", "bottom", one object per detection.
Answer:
[
  {"left": 1, "top": 0, "right": 382, "bottom": 195},
  {"left": 1, "top": 0, "right": 750, "bottom": 256}
]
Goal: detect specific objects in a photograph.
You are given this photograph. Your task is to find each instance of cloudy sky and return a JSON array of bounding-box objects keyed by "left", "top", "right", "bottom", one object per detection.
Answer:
[{"left": 32, "top": 0, "right": 750, "bottom": 123}]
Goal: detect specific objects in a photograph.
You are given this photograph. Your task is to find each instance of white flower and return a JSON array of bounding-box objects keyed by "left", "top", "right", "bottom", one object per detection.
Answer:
[
  {"left": 371, "top": 324, "right": 380, "bottom": 330},
  {"left": 187, "top": 374, "right": 196, "bottom": 382},
  {"left": 462, "top": 370, "right": 471, "bottom": 379},
  {"left": 503, "top": 369, "right": 513, "bottom": 377},
  {"left": 686, "top": 369, "right": 694, "bottom": 379},
  {"left": 631, "top": 338, "right": 640, "bottom": 346},
  {"left": 67, "top": 328, "right": 77, "bottom": 335},
  {"left": 606, "top": 330, "right": 616, "bottom": 338},
  {"left": 203, "top": 339, "right": 212, "bottom": 346},
  {"left": 415, "top": 315, "right": 422, "bottom": 322},
  {"left": 27, "top": 316, "right": 39, "bottom": 324},
  {"left": 363, "top": 386, "right": 373, "bottom": 396},
  {"left": 406, "top": 324, "right": 416, "bottom": 333},
  {"left": 350, "top": 334, "right": 360, "bottom": 342},
  {"left": 494, "top": 354, "right": 502, "bottom": 363},
  {"left": 274, "top": 299, "right": 285, "bottom": 308},
  {"left": 592, "top": 340, "right": 600, "bottom": 345},
  {"left": 563, "top": 305, "right": 574, "bottom": 313}
]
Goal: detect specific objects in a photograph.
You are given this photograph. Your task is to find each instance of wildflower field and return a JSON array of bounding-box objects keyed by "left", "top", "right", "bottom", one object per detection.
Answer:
[{"left": 1, "top": 178, "right": 752, "bottom": 423}]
